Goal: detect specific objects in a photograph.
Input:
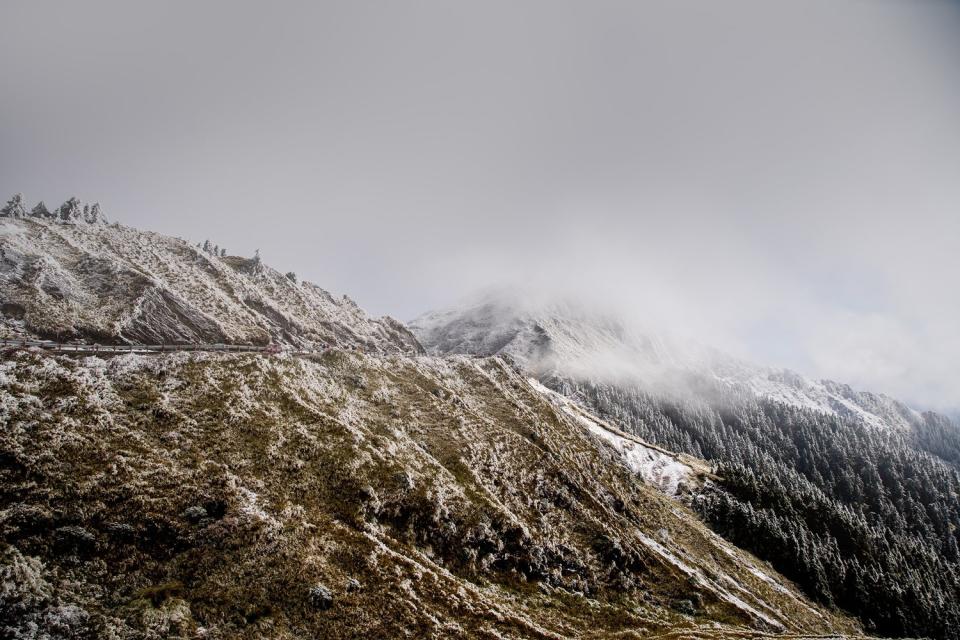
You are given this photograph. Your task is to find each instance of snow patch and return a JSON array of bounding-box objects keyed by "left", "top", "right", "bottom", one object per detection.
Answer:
[{"left": 528, "top": 378, "right": 694, "bottom": 496}]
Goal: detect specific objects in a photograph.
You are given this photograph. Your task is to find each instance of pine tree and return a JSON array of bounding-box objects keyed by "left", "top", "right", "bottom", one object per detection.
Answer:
[
  {"left": 1, "top": 193, "right": 26, "bottom": 217},
  {"left": 247, "top": 249, "right": 264, "bottom": 275},
  {"left": 220, "top": 248, "right": 227, "bottom": 257},
  {"left": 88, "top": 202, "right": 104, "bottom": 223},
  {"left": 202, "top": 239, "right": 212, "bottom": 254},
  {"left": 58, "top": 197, "right": 82, "bottom": 222},
  {"left": 30, "top": 201, "right": 51, "bottom": 218}
]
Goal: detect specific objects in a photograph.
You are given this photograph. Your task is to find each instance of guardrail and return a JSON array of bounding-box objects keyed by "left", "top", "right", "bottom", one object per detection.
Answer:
[{"left": 0, "top": 338, "right": 333, "bottom": 356}]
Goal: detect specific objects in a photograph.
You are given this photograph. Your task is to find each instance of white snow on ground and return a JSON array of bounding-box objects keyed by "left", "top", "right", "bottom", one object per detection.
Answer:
[
  {"left": 729, "top": 371, "right": 920, "bottom": 431},
  {"left": 634, "top": 532, "right": 785, "bottom": 630},
  {"left": 747, "top": 566, "right": 790, "bottom": 595},
  {"left": 714, "top": 531, "right": 823, "bottom": 618},
  {"left": 527, "top": 375, "right": 794, "bottom": 630},
  {"left": 574, "top": 413, "right": 691, "bottom": 495},
  {"left": 528, "top": 378, "right": 694, "bottom": 496}
]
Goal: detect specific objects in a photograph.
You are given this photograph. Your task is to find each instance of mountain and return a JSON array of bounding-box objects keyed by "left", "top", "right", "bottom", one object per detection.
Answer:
[
  {"left": 412, "top": 289, "right": 960, "bottom": 639},
  {"left": 0, "top": 217, "right": 865, "bottom": 639},
  {"left": 0, "top": 349, "right": 862, "bottom": 639},
  {"left": 410, "top": 289, "right": 921, "bottom": 432},
  {"left": 0, "top": 217, "right": 420, "bottom": 354}
]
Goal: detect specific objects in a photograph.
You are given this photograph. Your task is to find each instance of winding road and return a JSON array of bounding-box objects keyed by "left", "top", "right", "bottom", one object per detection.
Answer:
[{"left": 0, "top": 338, "right": 331, "bottom": 356}]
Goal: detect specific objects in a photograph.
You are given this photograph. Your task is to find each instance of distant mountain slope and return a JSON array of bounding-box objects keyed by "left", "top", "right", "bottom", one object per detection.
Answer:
[
  {"left": 412, "top": 289, "right": 960, "bottom": 638},
  {"left": 0, "top": 349, "right": 860, "bottom": 639},
  {"left": 411, "top": 289, "right": 920, "bottom": 432},
  {"left": 0, "top": 218, "right": 420, "bottom": 354}
]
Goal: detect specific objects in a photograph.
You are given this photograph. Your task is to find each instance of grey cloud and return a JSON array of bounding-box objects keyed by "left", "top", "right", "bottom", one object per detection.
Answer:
[{"left": 2, "top": 0, "right": 959, "bottom": 409}]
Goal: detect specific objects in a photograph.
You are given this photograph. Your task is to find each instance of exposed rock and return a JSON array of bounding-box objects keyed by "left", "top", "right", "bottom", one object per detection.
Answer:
[{"left": 309, "top": 585, "right": 333, "bottom": 610}]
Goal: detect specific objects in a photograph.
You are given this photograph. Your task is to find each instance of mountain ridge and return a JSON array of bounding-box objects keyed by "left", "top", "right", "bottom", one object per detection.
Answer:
[{"left": 0, "top": 217, "right": 420, "bottom": 354}]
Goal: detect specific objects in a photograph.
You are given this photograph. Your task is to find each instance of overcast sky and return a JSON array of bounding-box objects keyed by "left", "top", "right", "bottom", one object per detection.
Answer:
[{"left": 2, "top": 1, "right": 959, "bottom": 410}]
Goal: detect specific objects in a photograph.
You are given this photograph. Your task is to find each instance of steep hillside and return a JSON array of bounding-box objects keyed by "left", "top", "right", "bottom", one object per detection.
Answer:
[
  {"left": 0, "top": 349, "right": 861, "bottom": 639},
  {"left": 412, "top": 290, "right": 960, "bottom": 638},
  {"left": 0, "top": 218, "right": 420, "bottom": 354}
]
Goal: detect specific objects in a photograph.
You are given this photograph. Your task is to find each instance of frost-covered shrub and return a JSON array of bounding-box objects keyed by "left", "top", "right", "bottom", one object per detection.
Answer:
[
  {"left": 182, "top": 505, "right": 208, "bottom": 523},
  {"left": 30, "top": 201, "right": 51, "bottom": 218},
  {"left": 0, "top": 548, "right": 92, "bottom": 639},
  {"left": 308, "top": 584, "right": 333, "bottom": 610},
  {"left": 53, "top": 526, "right": 96, "bottom": 553},
  {"left": 1, "top": 193, "right": 26, "bottom": 218},
  {"left": 58, "top": 197, "right": 82, "bottom": 222}
]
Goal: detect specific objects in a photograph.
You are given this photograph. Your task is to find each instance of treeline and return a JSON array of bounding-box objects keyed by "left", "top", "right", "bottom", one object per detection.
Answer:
[
  {"left": 1, "top": 192, "right": 105, "bottom": 223},
  {"left": 549, "top": 375, "right": 960, "bottom": 639}
]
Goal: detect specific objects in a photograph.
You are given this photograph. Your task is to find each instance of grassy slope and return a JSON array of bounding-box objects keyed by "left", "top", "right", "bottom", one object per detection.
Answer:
[{"left": 0, "top": 350, "right": 863, "bottom": 639}]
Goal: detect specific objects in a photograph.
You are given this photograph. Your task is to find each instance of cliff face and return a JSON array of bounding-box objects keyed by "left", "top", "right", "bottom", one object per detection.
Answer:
[
  {"left": 0, "top": 349, "right": 860, "bottom": 639},
  {"left": 0, "top": 218, "right": 421, "bottom": 354}
]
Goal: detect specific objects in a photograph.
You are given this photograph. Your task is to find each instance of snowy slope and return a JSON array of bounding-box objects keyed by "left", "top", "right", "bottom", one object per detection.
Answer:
[
  {"left": 411, "top": 289, "right": 922, "bottom": 431},
  {"left": 0, "top": 349, "right": 862, "bottom": 638},
  {"left": 0, "top": 218, "right": 421, "bottom": 353},
  {"left": 528, "top": 377, "right": 702, "bottom": 496},
  {"left": 0, "top": 217, "right": 870, "bottom": 638}
]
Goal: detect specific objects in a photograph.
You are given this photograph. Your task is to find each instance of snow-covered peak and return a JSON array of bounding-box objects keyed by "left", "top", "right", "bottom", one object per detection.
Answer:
[
  {"left": 411, "top": 288, "right": 923, "bottom": 430},
  {"left": 412, "top": 288, "right": 724, "bottom": 378}
]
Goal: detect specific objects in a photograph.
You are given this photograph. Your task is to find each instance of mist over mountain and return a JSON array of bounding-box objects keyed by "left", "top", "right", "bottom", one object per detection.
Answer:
[
  {"left": 0, "top": 216, "right": 872, "bottom": 639},
  {"left": 3, "top": 1, "right": 960, "bottom": 638},
  {"left": 413, "top": 288, "right": 960, "bottom": 638},
  {"left": 3, "top": 1, "right": 960, "bottom": 412},
  {"left": 412, "top": 288, "right": 927, "bottom": 432},
  {"left": 3, "top": 208, "right": 959, "bottom": 638}
]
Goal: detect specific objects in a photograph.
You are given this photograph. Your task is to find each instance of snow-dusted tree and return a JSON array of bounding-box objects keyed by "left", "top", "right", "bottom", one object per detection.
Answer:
[
  {"left": 30, "top": 201, "right": 51, "bottom": 218},
  {"left": 220, "top": 248, "right": 227, "bottom": 257},
  {"left": 87, "top": 202, "right": 104, "bottom": 223},
  {"left": 213, "top": 244, "right": 220, "bottom": 256},
  {"left": 1, "top": 193, "right": 26, "bottom": 217},
  {"left": 246, "top": 248, "right": 264, "bottom": 275},
  {"left": 58, "top": 197, "right": 82, "bottom": 222},
  {"left": 285, "top": 271, "right": 297, "bottom": 282},
  {"left": 202, "top": 239, "right": 212, "bottom": 254}
]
